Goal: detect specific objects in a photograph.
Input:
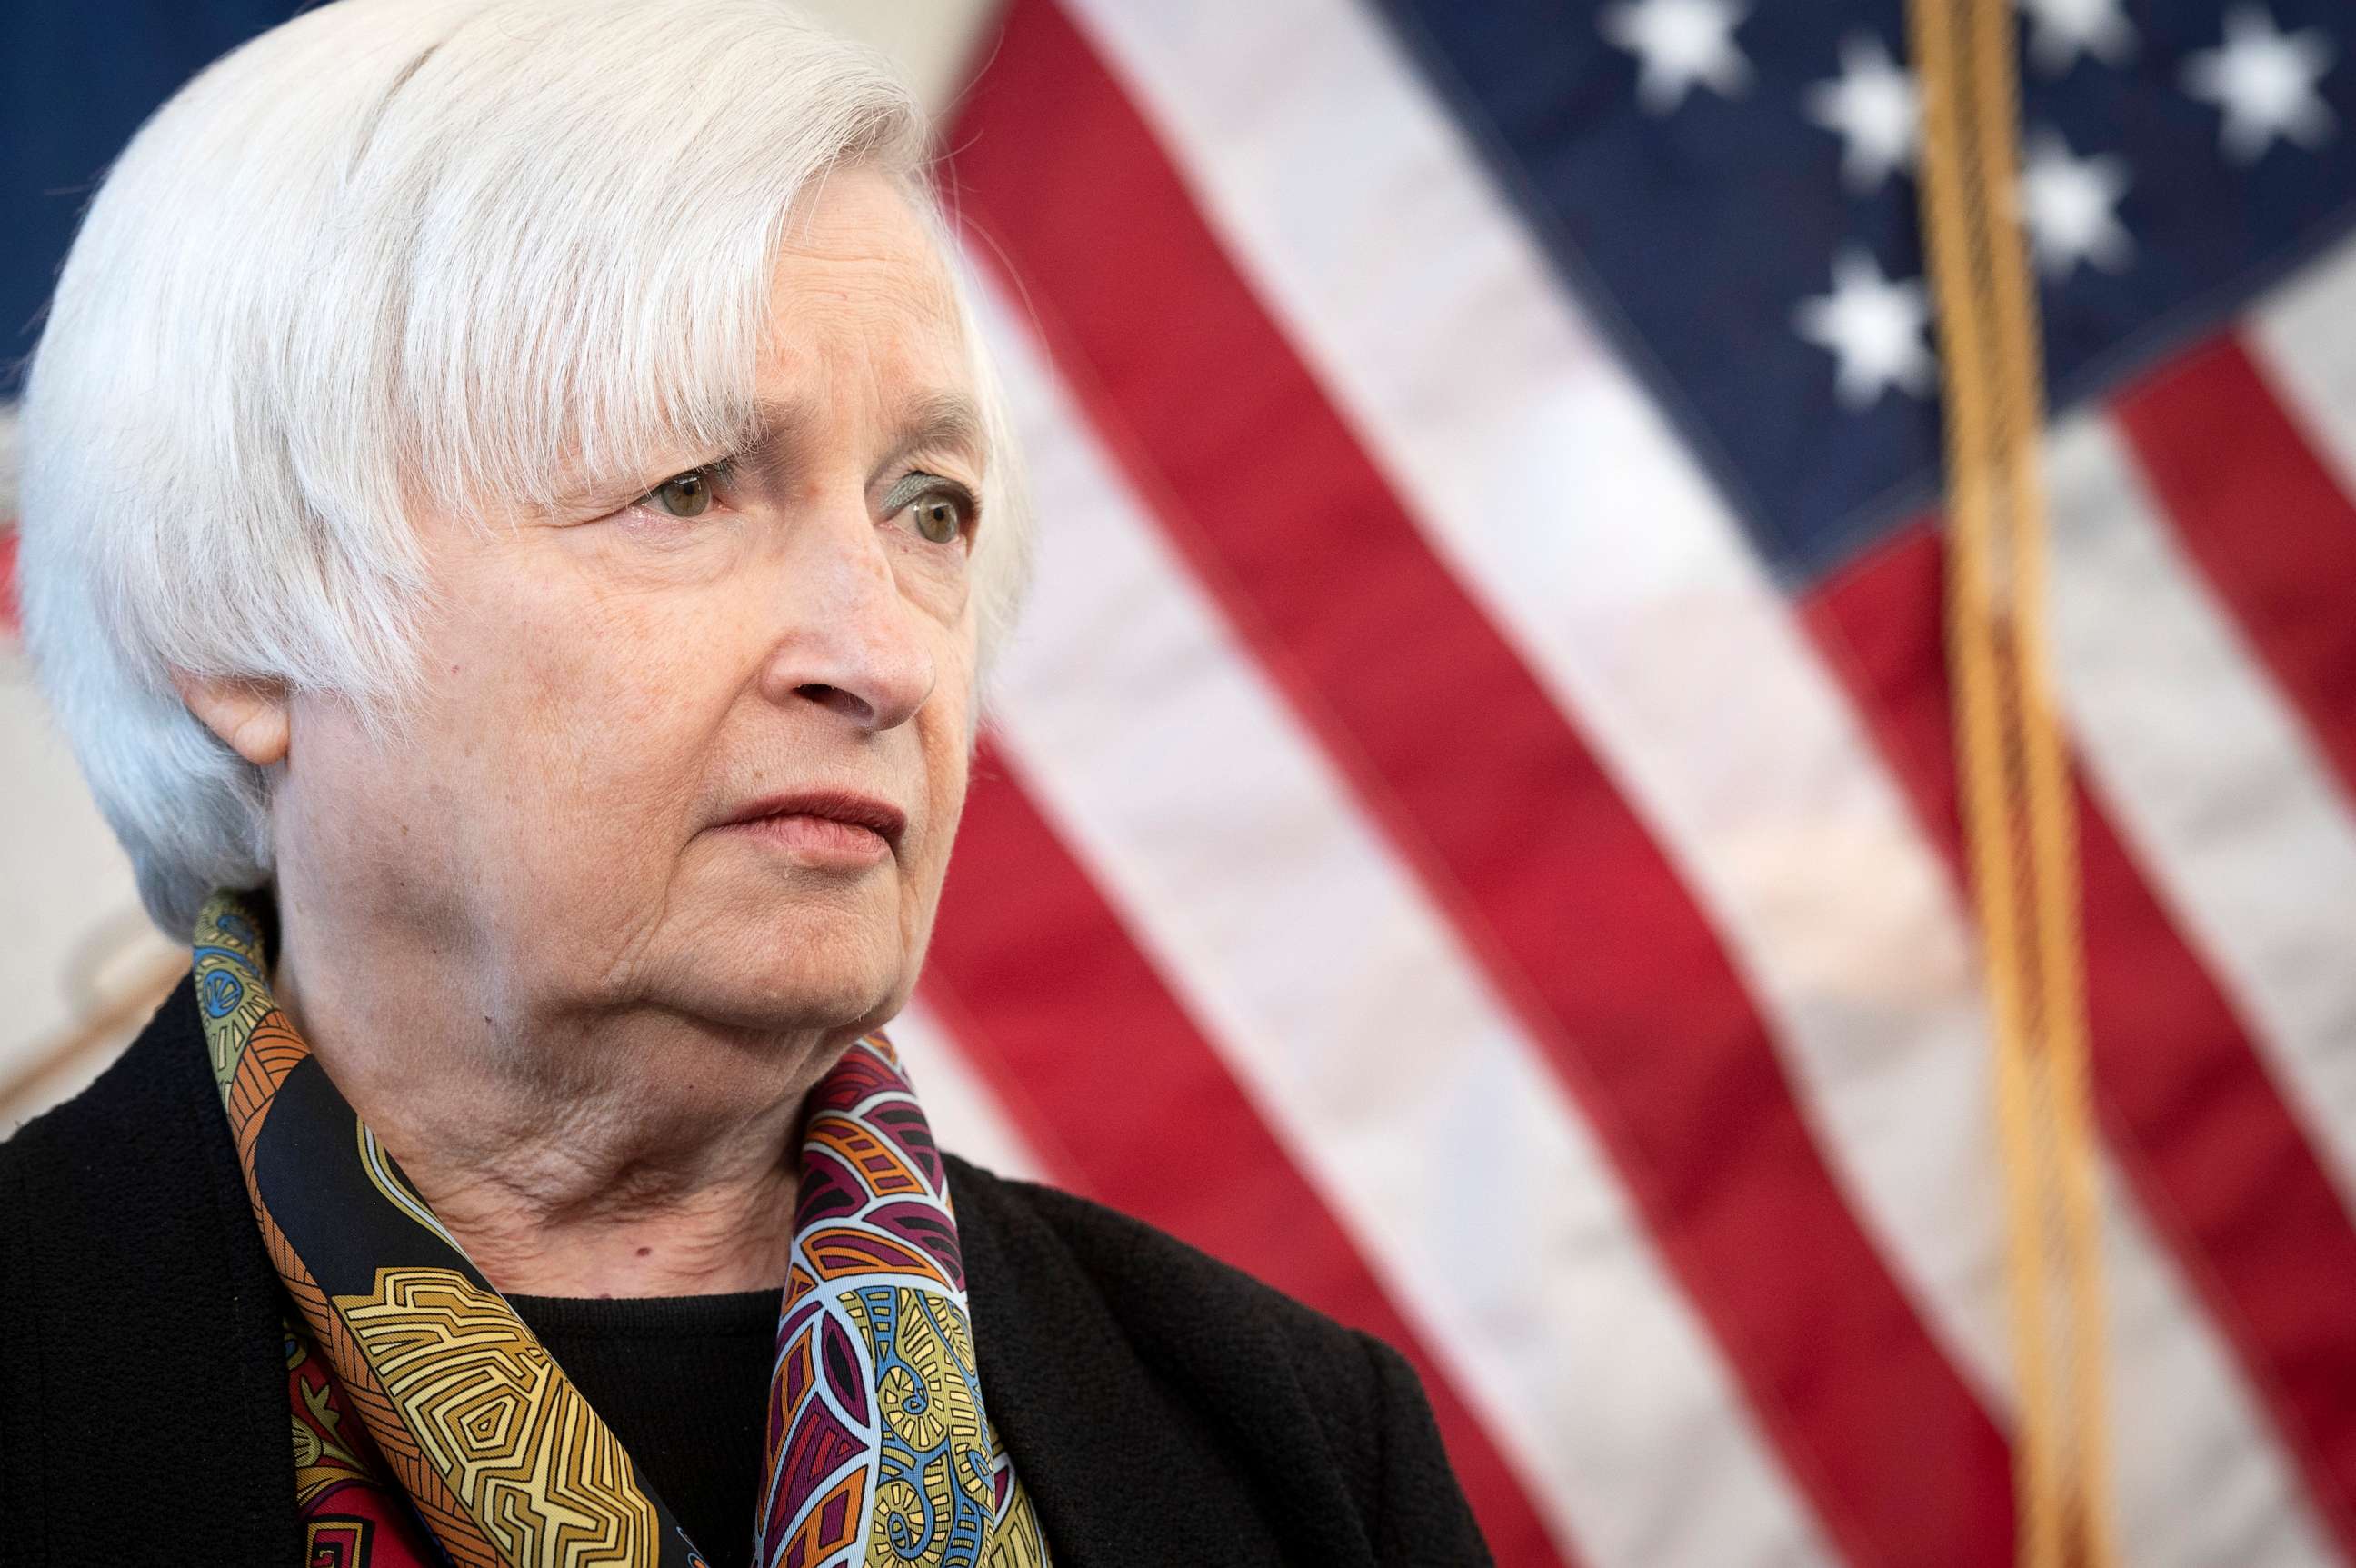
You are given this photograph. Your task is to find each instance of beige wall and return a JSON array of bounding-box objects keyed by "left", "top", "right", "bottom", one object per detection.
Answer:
[{"left": 0, "top": 0, "right": 1000, "bottom": 1130}]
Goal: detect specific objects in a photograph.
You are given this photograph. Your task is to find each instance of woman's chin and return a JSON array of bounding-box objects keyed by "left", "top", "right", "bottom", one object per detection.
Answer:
[{"left": 662, "top": 915, "right": 910, "bottom": 1040}]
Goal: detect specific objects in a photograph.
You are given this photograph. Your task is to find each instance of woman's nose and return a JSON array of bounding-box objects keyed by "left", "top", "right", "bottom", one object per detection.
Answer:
[{"left": 758, "top": 521, "right": 937, "bottom": 733}]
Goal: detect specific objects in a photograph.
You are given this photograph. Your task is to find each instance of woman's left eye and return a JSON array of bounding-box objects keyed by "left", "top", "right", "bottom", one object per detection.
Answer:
[{"left": 899, "top": 484, "right": 974, "bottom": 546}]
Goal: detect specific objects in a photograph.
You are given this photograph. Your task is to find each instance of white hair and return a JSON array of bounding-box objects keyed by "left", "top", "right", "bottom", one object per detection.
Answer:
[{"left": 17, "top": 0, "right": 1030, "bottom": 936}]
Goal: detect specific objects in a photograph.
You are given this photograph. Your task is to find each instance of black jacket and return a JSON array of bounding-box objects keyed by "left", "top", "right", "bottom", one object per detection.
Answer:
[{"left": 0, "top": 979, "right": 1492, "bottom": 1566}]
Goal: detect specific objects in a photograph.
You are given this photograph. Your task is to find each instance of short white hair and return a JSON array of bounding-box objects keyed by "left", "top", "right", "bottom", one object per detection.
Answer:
[{"left": 17, "top": 0, "right": 1029, "bottom": 936}]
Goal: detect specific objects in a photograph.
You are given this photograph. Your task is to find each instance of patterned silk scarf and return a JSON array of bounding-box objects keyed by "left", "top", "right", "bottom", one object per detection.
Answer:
[{"left": 192, "top": 892, "right": 1049, "bottom": 1568}]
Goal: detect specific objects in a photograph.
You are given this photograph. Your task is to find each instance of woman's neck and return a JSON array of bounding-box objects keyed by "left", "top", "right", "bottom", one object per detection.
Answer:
[{"left": 269, "top": 928, "right": 839, "bottom": 1299}]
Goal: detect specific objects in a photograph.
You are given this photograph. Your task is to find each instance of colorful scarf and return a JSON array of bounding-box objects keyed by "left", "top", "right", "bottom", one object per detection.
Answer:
[{"left": 193, "top": 892, "right": 1049, "bottom": 1568}]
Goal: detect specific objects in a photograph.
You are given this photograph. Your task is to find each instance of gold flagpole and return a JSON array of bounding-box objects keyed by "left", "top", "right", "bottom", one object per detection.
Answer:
[{"left": 1903, "top": 2, "right": 2116, "bottom": 1564}]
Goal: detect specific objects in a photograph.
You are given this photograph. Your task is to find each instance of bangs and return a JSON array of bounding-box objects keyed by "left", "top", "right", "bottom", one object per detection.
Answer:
[{"left": 305, "top": 1, "right": 930, "bottom": 530}]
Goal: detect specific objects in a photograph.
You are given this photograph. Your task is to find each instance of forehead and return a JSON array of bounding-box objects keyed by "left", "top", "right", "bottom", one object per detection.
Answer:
[{"left": 762, "top": 165, "right": 969, "bottom": 392}]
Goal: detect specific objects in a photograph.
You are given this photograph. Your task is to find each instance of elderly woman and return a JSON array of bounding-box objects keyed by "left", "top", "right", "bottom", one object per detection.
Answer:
[{"left": 0, "top": 2, "right": 1490, "bottom": 1565}]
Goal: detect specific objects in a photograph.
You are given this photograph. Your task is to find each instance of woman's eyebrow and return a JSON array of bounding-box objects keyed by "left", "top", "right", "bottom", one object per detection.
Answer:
[
  {"left": 721, "top": 392, "right": 985, "bottom": 483},
  {"left": 884, "top": 392, "right": 988, "bottom": 471}
]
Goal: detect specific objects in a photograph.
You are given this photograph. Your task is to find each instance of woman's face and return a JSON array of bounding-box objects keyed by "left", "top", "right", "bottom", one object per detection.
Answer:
[{"left": 270, "top": 165, "right": 984, "bottom": 1051}]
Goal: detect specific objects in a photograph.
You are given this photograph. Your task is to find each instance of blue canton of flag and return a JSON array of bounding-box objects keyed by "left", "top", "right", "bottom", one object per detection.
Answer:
[{"left": 1379, "top": 0, "right": 2356, "bottom": 582}]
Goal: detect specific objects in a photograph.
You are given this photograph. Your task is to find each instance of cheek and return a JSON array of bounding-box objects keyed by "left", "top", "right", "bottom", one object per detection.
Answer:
[
  {"left": 925, "top": 731, "right": 972, "bottom": 850},
  {"left": 911, "top": 672, "right": 978, "bottom": 887},
  {"left": 432, "top": 564, "right": 742, "bottom": 845},
  {"left": 926, "top": 632, "right": 980, "bottom": 804}
]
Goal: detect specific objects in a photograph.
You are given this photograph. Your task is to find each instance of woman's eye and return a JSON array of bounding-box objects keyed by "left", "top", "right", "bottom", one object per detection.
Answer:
[
  {"left": 904, "top": 488, "right": 972, "bottom": 545},
  {"left": 642, "top": 469, "right": 714, "bottom": 518}
]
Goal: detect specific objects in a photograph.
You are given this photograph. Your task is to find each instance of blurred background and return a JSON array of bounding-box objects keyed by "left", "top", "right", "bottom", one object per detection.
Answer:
[{"left": 8, "top": 2, "right": 2356, "bottom": 1565}]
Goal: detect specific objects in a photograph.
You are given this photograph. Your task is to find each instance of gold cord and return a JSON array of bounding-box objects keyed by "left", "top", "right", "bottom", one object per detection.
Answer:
[{"left": 1903, "top": 2, "right": 2115, "bottom": 1564}]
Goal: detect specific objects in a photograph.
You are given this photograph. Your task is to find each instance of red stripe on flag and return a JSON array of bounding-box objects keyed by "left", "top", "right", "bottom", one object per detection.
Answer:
[
  {"left": 2, "top": 524, "right": 18, "bottom": 640},
  {"left": 923, "top": 744, "right": 1578, "bottom": 1567},
  {"left": 1807, "top": 521, "right": 2356, "bottom": 1556},
  {"left": 2112, "top": 334, "right": 2356, "bottom": 806},
  {"left": 950, "top": 5, "right": 2013, "bottom": 1563}
]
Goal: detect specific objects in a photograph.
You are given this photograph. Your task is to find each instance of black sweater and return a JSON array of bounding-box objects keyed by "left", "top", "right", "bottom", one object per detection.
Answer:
[
  {"left": 507, "top": 1288, "right": 780, "bottom": 1568},
  {"left": 0, "top": 979, "right": 1492, "bottom": 1566}
]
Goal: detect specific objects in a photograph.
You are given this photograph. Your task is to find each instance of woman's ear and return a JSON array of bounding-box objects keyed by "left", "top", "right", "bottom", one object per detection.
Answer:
[{"left": 171, "top": 670, "right": 291, "bottom": 767}]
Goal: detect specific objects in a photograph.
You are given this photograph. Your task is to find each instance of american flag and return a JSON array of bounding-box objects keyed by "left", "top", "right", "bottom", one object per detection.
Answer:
[{"left": 9, "top": 2, "right": 2356, "bottom": 1564}]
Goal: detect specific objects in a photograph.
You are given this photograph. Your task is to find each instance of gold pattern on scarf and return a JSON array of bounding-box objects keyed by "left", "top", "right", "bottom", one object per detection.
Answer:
[{"left": 332, "top": 1265, "right": 661, "bottom": 1567}]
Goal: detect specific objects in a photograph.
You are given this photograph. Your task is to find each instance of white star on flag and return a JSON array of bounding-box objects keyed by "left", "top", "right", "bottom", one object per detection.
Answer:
[
  {"left": 2182, "top": 6, "right": 2338, "bottom": 163},
  {"left": 1600, "top": 0, "right": 1752, "bottom": 115},
  {"left": 1805, "top": 34, "right": 1920, "bottom": 192},
  {"left": 1794, "top": 248, "right": 1935, "bottom": 409},
  {"left": 2017, "top": 0, "right": 2136, "bottom": 75},
  {"left": 2017, "top": 130, "right": 2133, "bottom": 277}
]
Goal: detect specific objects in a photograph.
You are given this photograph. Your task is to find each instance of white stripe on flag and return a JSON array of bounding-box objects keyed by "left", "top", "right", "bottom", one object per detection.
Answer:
[
  {"left": 975, "top": 275, "right": 1838, "bottom": 1568},
  {"left": 887, "top": 998, "right": 1050, "bottom": 1183},
  {"left": 1051, "top": 3, "right": 2336, "bottom": 1560},
  {"left": 2251, "top": 240, "right": 2356, "bottom": 509},
  {"left": 2051, "top": 410, "right": 2356, "bottom": 1216}
]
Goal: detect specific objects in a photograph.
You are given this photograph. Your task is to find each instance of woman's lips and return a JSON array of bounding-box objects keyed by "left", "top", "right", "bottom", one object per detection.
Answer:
[
  {"left": 714, "top": 791, "right": 905, "bottom": 870},
  {"left": 724, "top": 810, "right": 893, "bottom": 868}
]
